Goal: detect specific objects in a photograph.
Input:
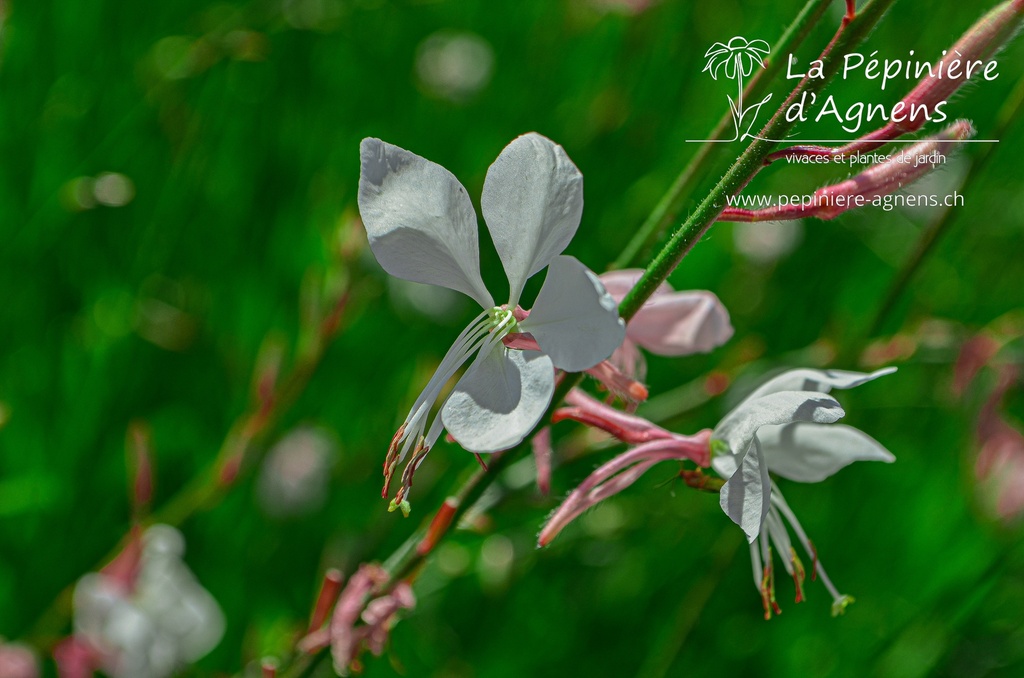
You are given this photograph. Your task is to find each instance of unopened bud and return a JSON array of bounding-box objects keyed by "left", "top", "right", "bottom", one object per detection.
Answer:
[{"left": 894, "top": 1, "right": 1024, "bottom": 135}]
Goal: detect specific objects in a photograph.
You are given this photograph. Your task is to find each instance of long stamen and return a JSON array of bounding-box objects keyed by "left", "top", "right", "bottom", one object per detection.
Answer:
[
  {"left": 389, "top": 321, "right": 487, "bottom": 460},
  {"left": 770, "top": 487, "right": 854, "bottom": 615},
  {"left": 765, "top": 509, "right": 805, "bottom": 603},
  {"left": 750, "top": 541, "right": 763, "bottom": 594},
  {"left": 385, "top": 310, "right": 519, "bottom": 505},
  {"left": 759, "top": 534, "right": 780, "bottom": 619},
  {"left": 384, "top": 312, "right": 492, "bottom": 497},
  {"left": 765, "top": 511, "right": 794, "bottom": 577}
]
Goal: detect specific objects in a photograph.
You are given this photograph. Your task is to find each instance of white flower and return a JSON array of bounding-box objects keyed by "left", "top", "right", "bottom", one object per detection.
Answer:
[
  {"left": 257, "top": 426, "right": 336, "bottom": 518},
  {"left": 711, "top": 367, "right": 896, "bottom": 617},
  {"left": 73, "top": 525, "right": 225, "bottom": 678},
  {"left": 359, "top": 133, "right": 625, "bottom": 507}
]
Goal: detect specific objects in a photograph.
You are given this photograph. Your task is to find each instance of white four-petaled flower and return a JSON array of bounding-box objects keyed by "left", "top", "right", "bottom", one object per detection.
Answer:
[
  {"left": 711, "top": 367, "right": 896, "bottom": 617},
  {"left": 359, "top": 133, "right": 625, "bottom": 507}
]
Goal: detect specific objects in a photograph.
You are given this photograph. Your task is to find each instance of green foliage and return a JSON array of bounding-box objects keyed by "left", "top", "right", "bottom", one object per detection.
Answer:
[{"left": 1, "top": 1, "right": 1023, "bottom": 676}]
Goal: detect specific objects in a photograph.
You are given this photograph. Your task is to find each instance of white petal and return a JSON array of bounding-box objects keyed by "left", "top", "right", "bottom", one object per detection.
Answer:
[
  {"left": 758, "top": 422, "right": 895, "bottom": 483},
  {"left": 481, "top": 133, "right": 584, "bottom": 305},
  {"left": 719, "top": 438, "right": 772, "bottom": 543},
  {"left": 743, "top": 366, "right": 897, "bottom": 404},
  {"left": 358, "top": 138, "right": 493, "bottom": 308},
  {"left": 712, "top": 390, "right": 846, "bottom": 476},
  {"left": 627, "top": 290, "right": 733, "bottom": 356},
  {"left": 441, "top": 346, "right": 555, "bottom": 453},
  {"left": 597, "top": 269, "right": 672, "bottom": 302},
  {"left": 519, "top": 256, "right": 626, "bottom": 372}
]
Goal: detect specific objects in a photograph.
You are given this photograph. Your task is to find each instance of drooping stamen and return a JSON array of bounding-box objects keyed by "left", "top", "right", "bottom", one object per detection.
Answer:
[
  {"left": 790, "top": 548, "right": 807, "bottom": 604},
  {"left": 383, "top": 311, "right": 493, "bottom": 496},
  {"left": 750, "top": 541, "right": 764, "bottom": 597},
  {"left": 765, "top": 510, "right": 795, "bottom": 578},
  {"left": 759, "top": 535, "right": 781, "bottom": 620},
  {"left": 763, "top": 508, "right": 807, "bottom": 603},
  {"left": 384, "top": 309, "right": 520, "bottom": 504},
  {"left": 770, "top": 486, "right": 852, "bottom": 613}
]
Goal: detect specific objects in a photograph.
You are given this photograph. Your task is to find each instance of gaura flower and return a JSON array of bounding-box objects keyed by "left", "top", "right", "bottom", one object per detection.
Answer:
[
  {"left": 71, "top": 525, "right": 225, "bottom": 678},
  {"left": 598, "top": 268, "right": 733, "bottom": 383},
  {"left": 711, "top": 367, "right": 896, "bottom": 617},
  {"left": 359, "top": 133, "right": 626, "bottom": 508}
]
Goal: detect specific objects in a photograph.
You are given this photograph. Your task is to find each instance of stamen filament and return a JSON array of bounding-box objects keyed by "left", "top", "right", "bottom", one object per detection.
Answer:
[
  {"left": 385, "top": 309, "right": 520, "bottom": 504},
  {"left": 770, "top": 486, "right": 848, "bottom": 609}
]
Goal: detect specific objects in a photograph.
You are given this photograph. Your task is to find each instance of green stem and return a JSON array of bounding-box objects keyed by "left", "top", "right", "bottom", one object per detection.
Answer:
[
  {"left": 619, "top": 0, "right": 900, "bottom": 322},
  {"left": 612, "top": 0, "right": 836, "bottom": 270}
]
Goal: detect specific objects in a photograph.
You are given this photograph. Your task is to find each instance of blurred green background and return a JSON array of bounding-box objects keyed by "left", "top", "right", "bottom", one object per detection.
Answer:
[{"left": 2, "top": 0, "right": 1024, "bottom": 676}]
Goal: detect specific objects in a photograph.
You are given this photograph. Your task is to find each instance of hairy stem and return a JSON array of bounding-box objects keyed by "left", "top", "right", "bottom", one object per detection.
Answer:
[
  {"left": 866, "top": 73, "right": 1024, "bottom": 338},
  {"left": 612, "top": 0, "right": 837, "bottom": 269},
  {"left": 619, "top": 0, "right": 900, "bottom": 322}
]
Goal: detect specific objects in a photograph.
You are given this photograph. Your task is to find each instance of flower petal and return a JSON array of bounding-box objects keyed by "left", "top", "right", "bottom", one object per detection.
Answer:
[
  {"left": 719, "top": 437, "right": 772, "bottom": 542},
  {"left": 359, "top": 138, "right": 493, "bottom": 308},
  {"left": 441, "top": 346, "right": 555, "bottom": 453},
  {"left": 597, "top": 269, "right": 672, "bottom": 302},
  {"left": 627, "top": 290, "right": 733, "bottom": 356},
  {"left": 758, "top": 422, "right": 895, "bottom": 483},
  {"left": 712, "top": 391, "right": 846, "bottom": 478},
  {"left": 481, "top": 133, "right": 584, "bottom": 305},
  {"left": 743, "top": 367, "right": 896, "bottom": 404},
  {"left": 520, "top": 256, "right": 626, "bottom": 372}
]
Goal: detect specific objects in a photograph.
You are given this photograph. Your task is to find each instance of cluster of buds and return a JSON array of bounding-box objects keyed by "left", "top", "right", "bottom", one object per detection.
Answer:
[
  {"left": 720, "top": 0, "right": 1024, "bottom": 224},
  {"left": 296, "top": 565, "right": 416, "bottom": 676}
]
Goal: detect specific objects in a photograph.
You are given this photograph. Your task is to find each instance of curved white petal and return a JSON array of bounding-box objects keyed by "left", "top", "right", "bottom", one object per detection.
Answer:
[
  {"left": 712, "top": 390, "right": 846, "bottom": 477},
  {"left": 481, "top": 133, "right": 584, "bottom": 305},
  {"left": 520, "top": 256, "right": 626, "bottom": 372},
  {"left": 441, "top": 346, "right": 555, "bottom": 453},
  {"left": 742, "top": 366, "right": 897, "bottom": 404},
  {"left": 598, "top": 269, "right": 673, "bottom": 302},
  {"left": 758, "top": 422, "right": 895, "bottom": 483},
  {"left": 719, "top": 438, "right": 772, "bottom": 543},
  {"left": 627, "top": 290, "right": 733, "bottom": 356},
  {"left": 358, "top": 138, "right": 493, "bottom": 308}
]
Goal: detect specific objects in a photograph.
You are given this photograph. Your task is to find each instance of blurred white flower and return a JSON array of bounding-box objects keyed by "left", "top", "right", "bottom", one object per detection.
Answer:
[
  {"left": 257, "top": 426, "right": 337, "bottom": 518},
  {"left": 72, "top": 525, "right": 225, "bottom": 678},
  {"left": 733, "top": 221, "right": 803, "bottom": 264},
  {"left": 415, "top": 31, "right": 494, "bottom": 102},
  {"left": 0, "top": 641, "right": 38, "bottom": 678},
  {"left": 387, "top": 278, "right": 466, "bottom": 323},
  {"left": 93, "top": 172, "right": 135, "bottom": 207}
]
